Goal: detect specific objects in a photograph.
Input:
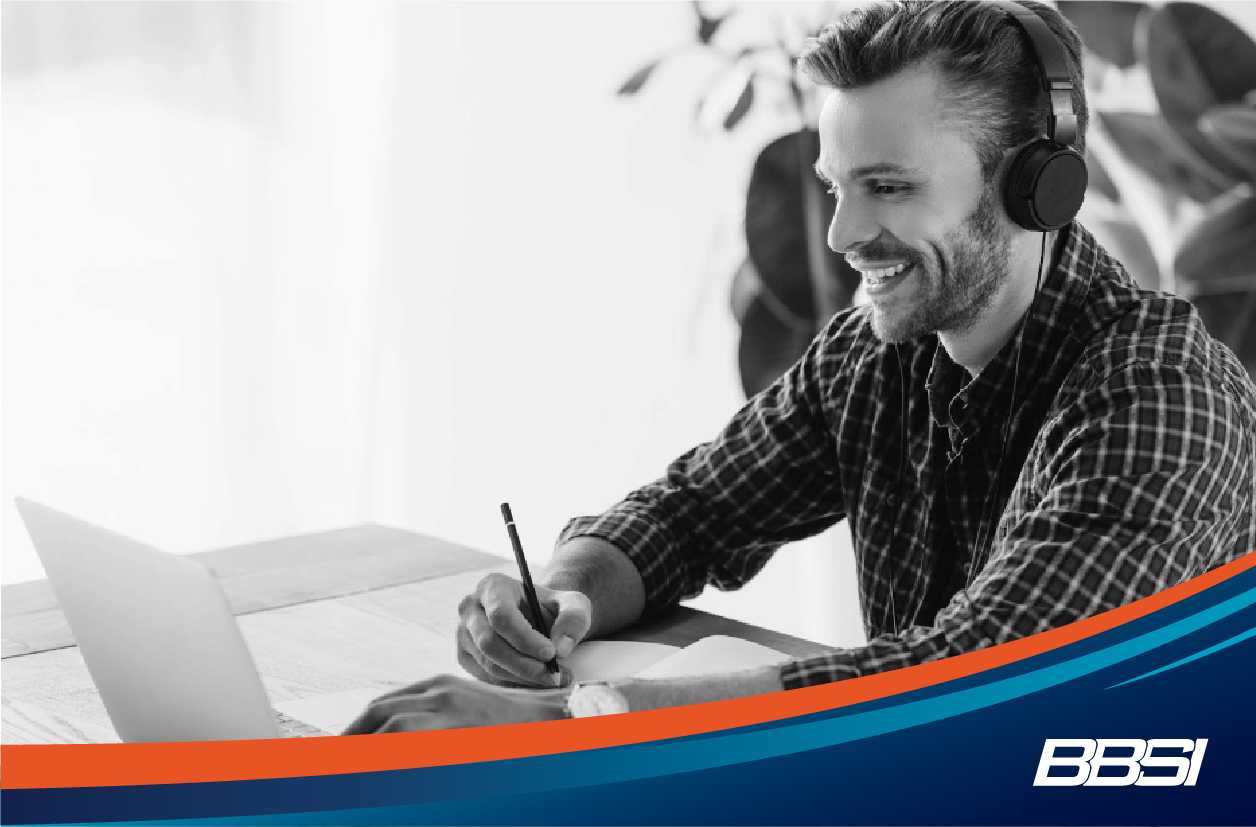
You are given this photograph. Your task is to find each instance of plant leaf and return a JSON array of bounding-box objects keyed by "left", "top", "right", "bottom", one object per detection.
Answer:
[
  {"left": 729, "top": 257, "right": 761, "bottom": 325},
  {"left": 1174, "top": 192, "right": 1256, "bottom": 286},
  {"left": 1141, "top": 2, "right": 1256, "bottom": 184},
  {"left": 1086, "top": 150, "right": 1122, "bottom": 204},
  {"left": 694, "top": 2, "right": 730, "bottom": 45},
  {"left": 1097, "top": 110, "right": 1230, "bottom": 203},
  {"left": 1057, "top": 1, "right": 1147, "bottom": 68},
  {"left": 617, "top": 59, "right": 661, "bottom": 96},
  {"left": 736, "top": 294, "right": 815, "bottom": 398},
  {"left": 1199, "top": 104, "right": 1256, "bottom": 179},
  {"left": 745, "top": 132, "right": 822, "bottom": 327},
  {"left": 744, "top": 130, "right": 860, "bottom": 330},
  {"left": 723, "top": 74, "right": 754, "bottom": 130}
]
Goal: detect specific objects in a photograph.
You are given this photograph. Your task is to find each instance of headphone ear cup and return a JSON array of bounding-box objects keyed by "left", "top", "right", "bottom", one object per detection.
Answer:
[{"left": 1003, "top": 141, "right": 1088, "bottom": 232}]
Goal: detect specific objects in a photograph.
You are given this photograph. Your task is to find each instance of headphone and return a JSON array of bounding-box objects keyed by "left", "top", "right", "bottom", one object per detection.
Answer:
[{"left": 989, "top": 0, "right": 1089, "bottom": 232}]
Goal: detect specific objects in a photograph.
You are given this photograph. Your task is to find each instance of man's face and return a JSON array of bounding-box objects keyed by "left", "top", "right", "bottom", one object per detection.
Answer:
[{"left": 816, "top": 63, "right": 1012, "bottom": 343}]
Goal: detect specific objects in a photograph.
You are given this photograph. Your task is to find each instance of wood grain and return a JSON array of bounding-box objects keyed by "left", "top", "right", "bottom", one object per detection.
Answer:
[
  {"left": 1, "top": 529, "right": 830, "bottom": 744},
  {"left": 0, "top": 566, "right": 520, "bottom": 744}
]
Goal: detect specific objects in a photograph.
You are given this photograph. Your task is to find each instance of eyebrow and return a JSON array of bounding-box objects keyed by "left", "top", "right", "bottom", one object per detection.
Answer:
[{"left": 813, "top": 161, "right": 927, "bottom": 182}]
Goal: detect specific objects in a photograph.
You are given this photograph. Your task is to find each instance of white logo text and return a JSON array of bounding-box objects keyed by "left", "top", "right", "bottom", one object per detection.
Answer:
[{"left": 1033, "top": 738, "right": 1208, "bottom": 786}]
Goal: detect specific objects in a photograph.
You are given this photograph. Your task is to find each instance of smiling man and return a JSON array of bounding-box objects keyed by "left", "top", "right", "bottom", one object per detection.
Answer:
[
  {"left": 345, "top": 0, "right": 1256, "bottom": 734},
  {"left": 815, "top": 65, "right": 1028, "bottom": 370}
]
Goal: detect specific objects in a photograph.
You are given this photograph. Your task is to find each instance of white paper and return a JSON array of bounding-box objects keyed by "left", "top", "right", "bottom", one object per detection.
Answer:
[
  {"left": 558, "top": 640, "right": 680, "bottom": 683},
  {"left": 274, "top": 687, "right": 392, "bottom": 736},
  {"left": 634, "top": 635, "right": 790, "bottom": 679},
  {"left": 274, "top": 635, "right": 790, "bottom": 734}
]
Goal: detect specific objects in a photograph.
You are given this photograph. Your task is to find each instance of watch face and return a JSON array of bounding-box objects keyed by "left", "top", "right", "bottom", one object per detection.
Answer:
[{"left": 569, "top": 683, "right": 630, "bottom": 717}]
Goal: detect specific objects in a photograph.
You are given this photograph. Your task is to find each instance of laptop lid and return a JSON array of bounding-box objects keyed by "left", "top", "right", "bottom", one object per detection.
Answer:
[{"left": 14, "top": 498, "right": 282, "bottom": 742}]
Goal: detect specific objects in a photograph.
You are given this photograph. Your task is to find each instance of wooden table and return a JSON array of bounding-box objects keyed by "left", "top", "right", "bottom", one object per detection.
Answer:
[{"left": 1, "top": 525, "right": 831, "bottom": 744}]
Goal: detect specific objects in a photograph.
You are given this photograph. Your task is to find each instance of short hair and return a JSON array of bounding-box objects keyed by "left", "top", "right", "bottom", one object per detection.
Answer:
[{"left": 798, "top": 0, "right": 1088, "bottom": 180}]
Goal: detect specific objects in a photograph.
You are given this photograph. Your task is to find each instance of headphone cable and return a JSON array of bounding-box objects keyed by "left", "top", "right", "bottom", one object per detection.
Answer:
[{"left": 961, "top": 230, "right": 1049, "bottom": 624}]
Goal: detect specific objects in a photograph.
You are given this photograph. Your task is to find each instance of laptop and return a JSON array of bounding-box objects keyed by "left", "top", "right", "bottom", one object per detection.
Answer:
[{"left": 13, "top": 497, "right": 359, "bottom": 742}]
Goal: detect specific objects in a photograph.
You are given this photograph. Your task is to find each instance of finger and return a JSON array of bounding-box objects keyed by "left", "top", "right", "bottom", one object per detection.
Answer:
[
  {"left": 456, "top": 614, "right": 501, "bottom": 684},
  {"left": 341, "top": 694, "right": 437, "bottom": 736},
  {"left": 457, "top": 627, "right": 536, "bottom": 687},
  {"left": 340, "top": 690, "right": 418, "bottom": 735},
  {"left": 463, "top": 609, "right": 556, "bottom": 687},
  {"left": 377, "top": 712, "right": 469, "bottom": 733},
  {"left": 542, "top": 588, "right": 593, "bottom": 658},
  {"left": 464, "top": 577, "right": 556, "bottom": 685},
  {"left": 478, "top": 577, "right": 556, "bottom": 662},
  {"left": 342, "top": 696, "right": 404, "bottom": 736},
  {"left": 456, "top": 634, "right": 497, "bottom": 683},
  {"left": 457, "top": 595, "right": 499, "bottom": 676},
  {"left": 341, "top": 708, "right": 378, "bottom": 736}
]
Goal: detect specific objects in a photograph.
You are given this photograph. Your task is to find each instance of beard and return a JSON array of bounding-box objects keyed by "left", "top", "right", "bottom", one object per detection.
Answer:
[{"left": 867, "top": 184, "right": 1012, "bottom": 344}]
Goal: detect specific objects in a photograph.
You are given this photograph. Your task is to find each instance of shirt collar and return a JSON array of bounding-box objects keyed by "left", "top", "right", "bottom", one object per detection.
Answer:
[{"left": 926, "top": 221, "right": 1097, "bottom": 435}]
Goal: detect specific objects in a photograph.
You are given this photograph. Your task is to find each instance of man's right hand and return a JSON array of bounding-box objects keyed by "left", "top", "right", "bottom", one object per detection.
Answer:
[{"left": 456, "top": 572, "right": 593, "bottom": 687}]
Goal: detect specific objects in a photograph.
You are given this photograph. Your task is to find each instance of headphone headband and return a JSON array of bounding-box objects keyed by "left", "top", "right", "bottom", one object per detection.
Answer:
[{"left": 984, "top": 0, "right": 1078, "bottom": 146}]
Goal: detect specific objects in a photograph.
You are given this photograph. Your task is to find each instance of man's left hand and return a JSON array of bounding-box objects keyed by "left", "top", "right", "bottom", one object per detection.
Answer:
[{"left": 341, "top": 675, "right": 571, "bottom": 735}]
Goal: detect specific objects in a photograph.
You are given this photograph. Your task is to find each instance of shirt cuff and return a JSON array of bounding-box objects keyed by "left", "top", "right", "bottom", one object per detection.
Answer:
[
  {"left": 778, "top": 651, "right": 863, "bottom": 689},
  {"left": 557, "top": 508, "right": 701, "bottom": 618}
]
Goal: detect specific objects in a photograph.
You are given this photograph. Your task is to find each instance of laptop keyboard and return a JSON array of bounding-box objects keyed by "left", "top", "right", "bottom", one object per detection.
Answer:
[{"left": 275, "top": 710, "right": 332, "bottom": 738}]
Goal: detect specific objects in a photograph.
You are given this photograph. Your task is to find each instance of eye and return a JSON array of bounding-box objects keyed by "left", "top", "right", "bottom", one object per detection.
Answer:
[{"left": 871, "top": 182, "right": 909, "bottom": 196}]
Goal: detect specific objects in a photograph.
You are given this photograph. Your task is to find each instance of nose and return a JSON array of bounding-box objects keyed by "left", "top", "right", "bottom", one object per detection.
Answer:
[{"left": 826, "top": 195, "right": 880, "bottom": 254}]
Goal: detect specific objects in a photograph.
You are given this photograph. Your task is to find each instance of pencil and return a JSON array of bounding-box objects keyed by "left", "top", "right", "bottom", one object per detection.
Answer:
[{"left": 500, "top": 502, "right": 561, "bottom": 676}]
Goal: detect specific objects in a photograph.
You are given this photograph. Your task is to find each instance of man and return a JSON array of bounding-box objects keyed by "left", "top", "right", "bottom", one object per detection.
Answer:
[{"left": 345, "top": 0, "right": 1256, "bottom": 734}]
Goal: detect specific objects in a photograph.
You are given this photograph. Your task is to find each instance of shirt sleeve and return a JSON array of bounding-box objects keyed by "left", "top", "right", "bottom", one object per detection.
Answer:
[
  {"left": 780, "top": 359, "right": 1256, "bottom": 688},
  {"left": 557, "top": 312, "right": 868, "bottom": 619}
]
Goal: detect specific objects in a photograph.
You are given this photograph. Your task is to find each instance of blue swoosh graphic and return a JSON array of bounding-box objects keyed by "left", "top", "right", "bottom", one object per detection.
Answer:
[
  {"left": 568, "top": 584, "right": 1256, "bottom": 785},
  {"left": 61, "top": 586, "right": 1256, "bottom": 826},
  {"left": 1104, "top": 624, "right": 1256, "bottom": 688}
]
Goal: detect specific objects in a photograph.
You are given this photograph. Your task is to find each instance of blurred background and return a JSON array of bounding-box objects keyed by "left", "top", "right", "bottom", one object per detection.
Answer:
[{"left": 4, "top": 1, "right": 1255, "bottom": 648}]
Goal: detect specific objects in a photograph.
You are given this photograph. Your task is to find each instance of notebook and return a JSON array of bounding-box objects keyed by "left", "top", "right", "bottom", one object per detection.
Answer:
[
  {"left": 277, "top": 636, "right": 792, "bottom": 734},
  {"left": 561, "top": 635, "right": 791, "bottom": 682}
]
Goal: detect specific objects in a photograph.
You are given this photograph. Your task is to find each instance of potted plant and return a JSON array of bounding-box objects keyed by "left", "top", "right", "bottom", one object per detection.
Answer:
[
  {"left": 619, "top": 1, "right": 1256, "bottom": 392},
  {"left": 618, "top": 1, "right": 861, "bottom": 396}
]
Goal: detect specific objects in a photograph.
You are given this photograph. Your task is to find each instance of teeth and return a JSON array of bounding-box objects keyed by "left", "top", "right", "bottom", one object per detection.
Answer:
[{"left": 857, "top": 262, "right": 908, "bottom": 284}]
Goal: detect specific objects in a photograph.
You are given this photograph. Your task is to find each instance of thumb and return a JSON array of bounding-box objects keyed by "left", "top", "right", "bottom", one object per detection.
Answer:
[{"left": 542, "top": 588, "right": 592, "bottom": 658}]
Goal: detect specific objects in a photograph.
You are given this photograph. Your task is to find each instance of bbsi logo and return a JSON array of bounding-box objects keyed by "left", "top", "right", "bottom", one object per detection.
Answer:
[{"left": 1033, "top": 739, "right": 1207, "bottom": 787}]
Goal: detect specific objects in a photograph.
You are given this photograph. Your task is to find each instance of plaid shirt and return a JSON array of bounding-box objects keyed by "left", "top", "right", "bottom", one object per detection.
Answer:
[{"left": 558, "top": 222, "right": 1256, "bottom": 688}]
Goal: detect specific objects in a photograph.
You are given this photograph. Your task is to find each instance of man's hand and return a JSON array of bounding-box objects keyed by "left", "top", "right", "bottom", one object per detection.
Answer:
[
  {"left": 339, "top": 666, "right": 788, "bottom": 735},
  {"left": 456, "top": 572, "right": 592, "bottom": 687},
  {"left": 341, "top": 675, "right": 570, "bottom": 735}
]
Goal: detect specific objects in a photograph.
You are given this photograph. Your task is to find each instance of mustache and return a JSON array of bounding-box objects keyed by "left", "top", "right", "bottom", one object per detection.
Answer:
[{"left": 845, "top": 243, "right": 921, "bottom": 267}]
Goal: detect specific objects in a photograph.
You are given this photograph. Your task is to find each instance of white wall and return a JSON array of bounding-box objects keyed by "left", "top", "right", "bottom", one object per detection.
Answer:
[
  {"left": 2, "top": 1, "right": 863, "bottom": 645},
  {"left": 13, "top": 0, "right": 1246, "bottom": 649}
]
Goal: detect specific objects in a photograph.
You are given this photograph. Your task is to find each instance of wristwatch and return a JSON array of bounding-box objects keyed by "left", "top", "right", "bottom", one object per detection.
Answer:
[{"left": 565, "top": 682, "right": 630, "bottom": 718}]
